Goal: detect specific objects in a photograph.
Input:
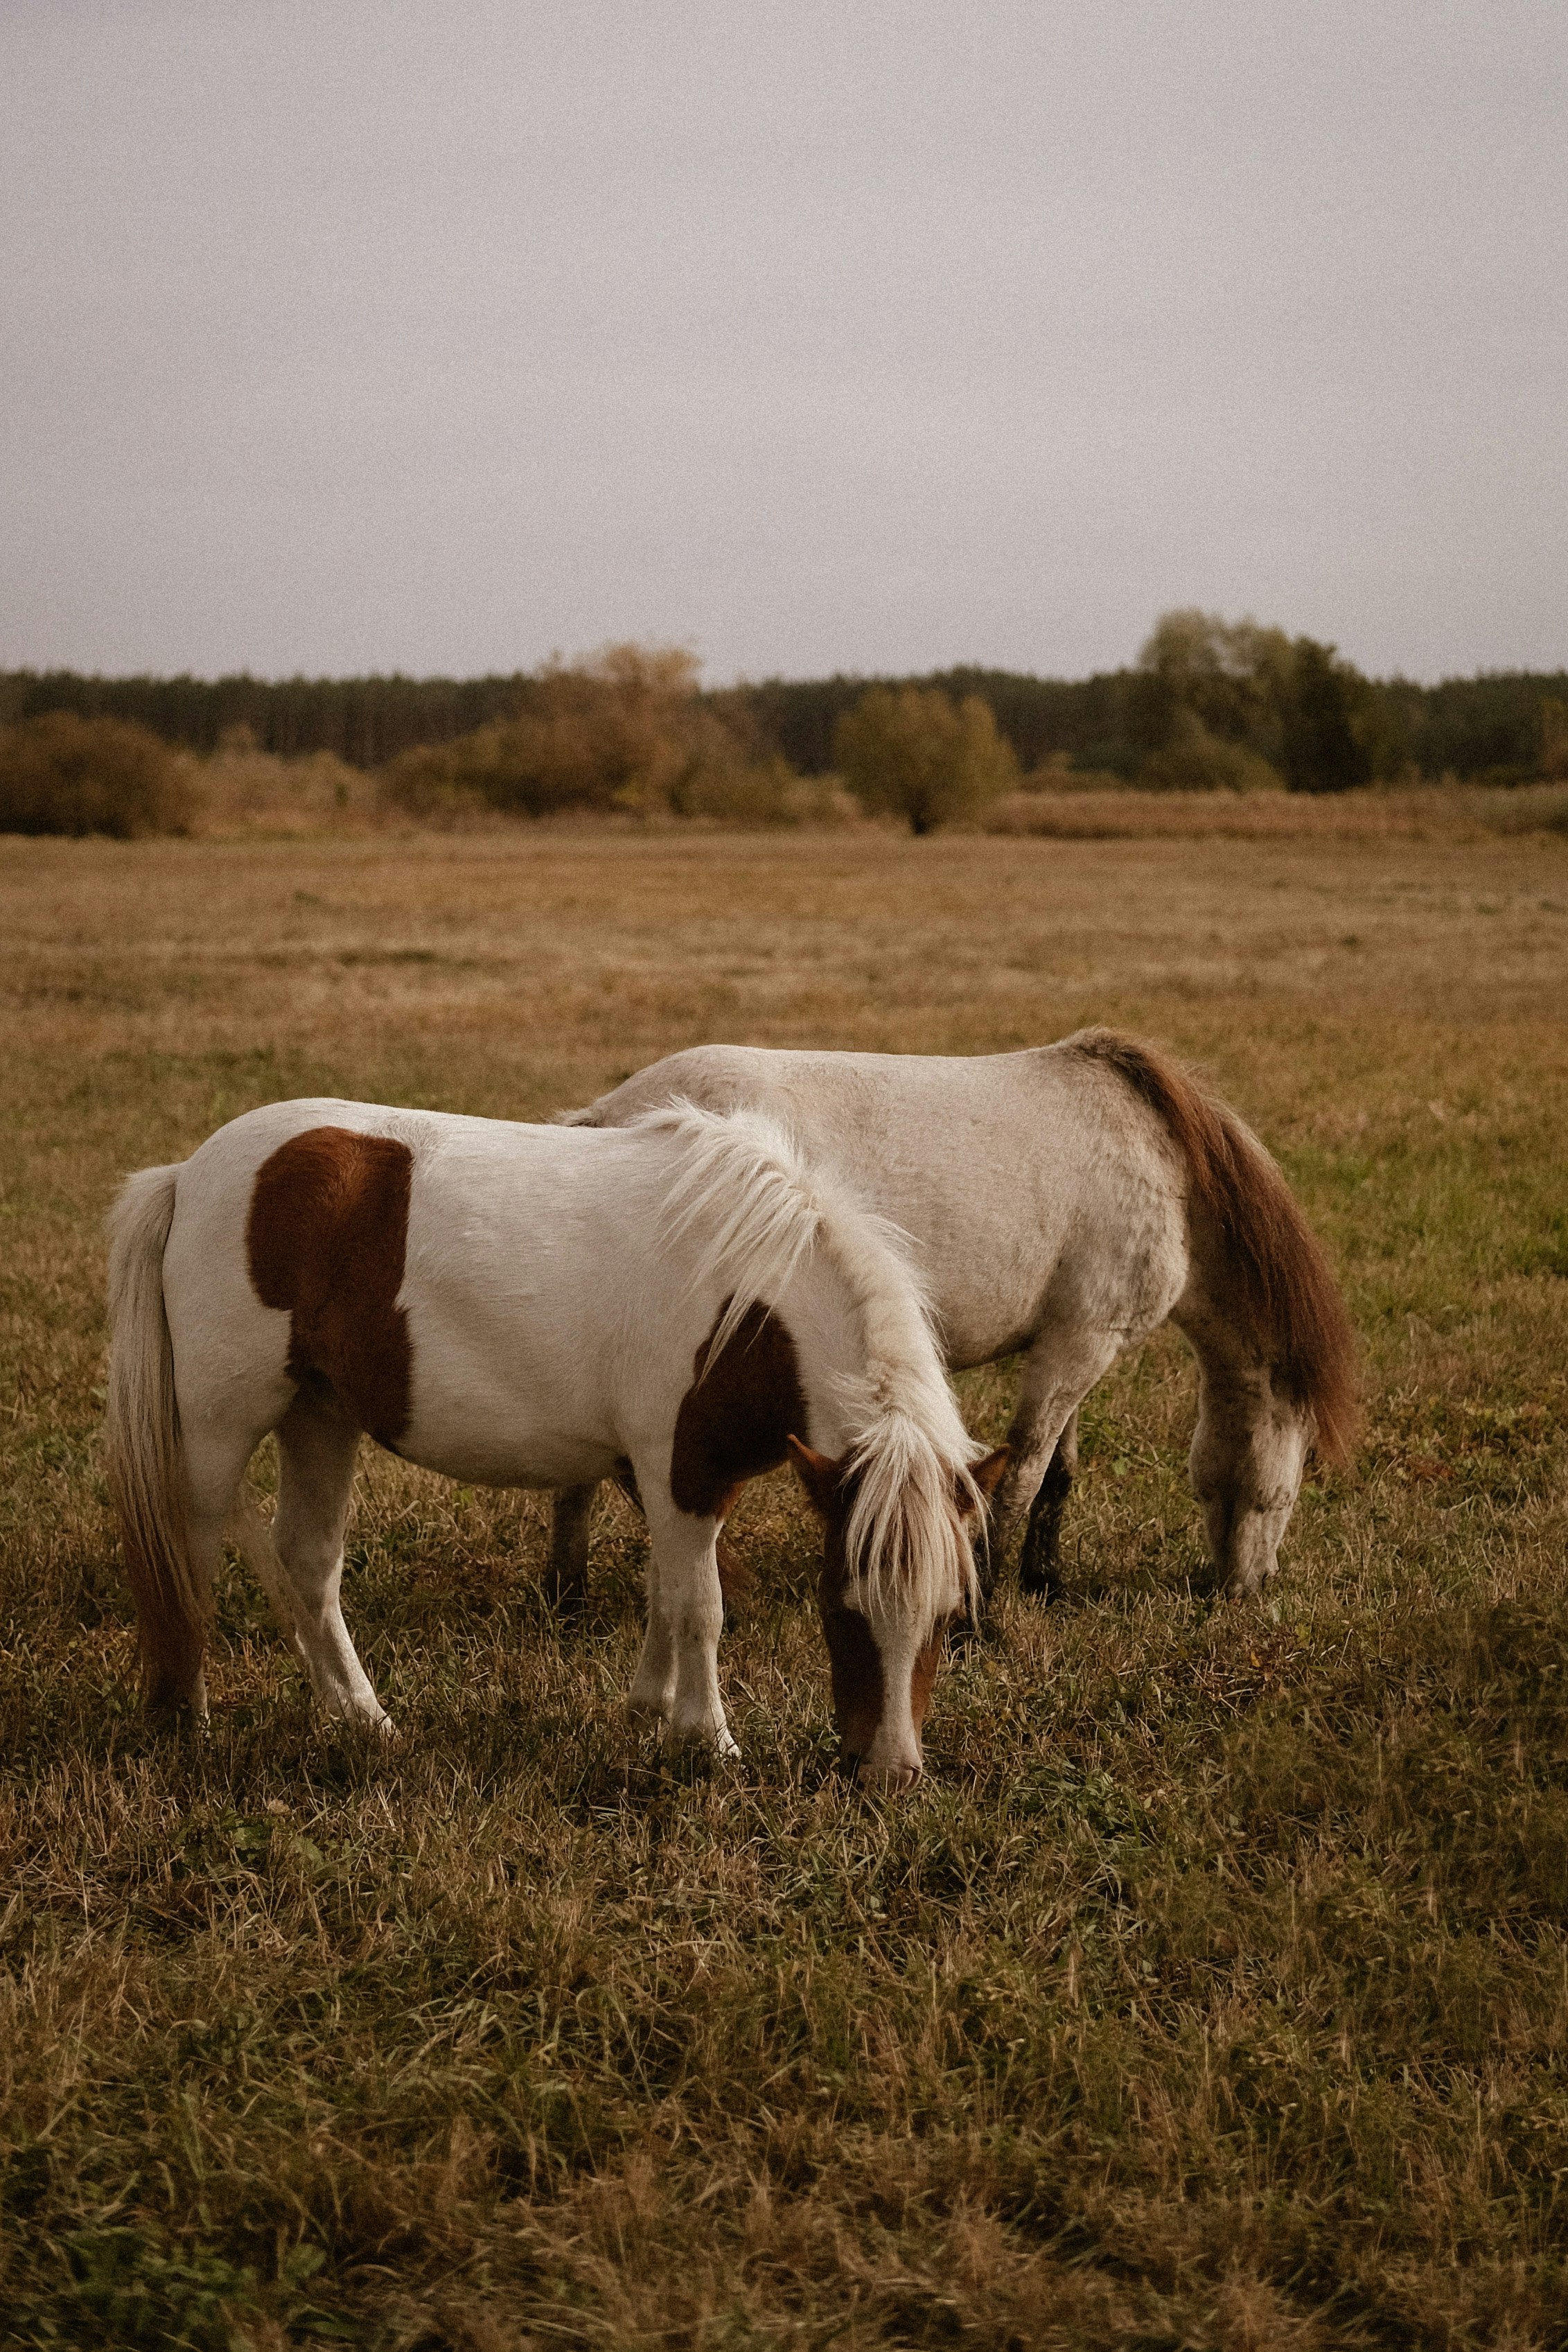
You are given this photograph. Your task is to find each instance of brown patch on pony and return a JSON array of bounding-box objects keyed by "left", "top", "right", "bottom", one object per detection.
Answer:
[
  {"left": 964, "top": 1444, "right": 1012, "bottom": 1515},
  {"left": 246, "top": 1126, "right": 414, "bottom": 1449},
  {"left": 788, "top": 1434, "right": 964, "bottom": 1766},
  {"left": 789, "top": 1439, "right": 886, "bottom": 1757},
  {"left": 908, "top": 1622, "right": 946, "bottom": 1732},
  {"left": 822, "top": 1584, "right": 886, "bottom": 1759},
  {"left": 1066, "top": 1029, "right": 1358, "bottom": 1462},
  {"left": 669, "top": 1299, "right": 809, "bottom": 1520}
]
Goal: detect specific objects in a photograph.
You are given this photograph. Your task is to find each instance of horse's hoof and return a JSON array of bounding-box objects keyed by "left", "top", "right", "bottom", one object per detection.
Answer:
[
  {"left": 664, "top": 1720, "right": 740, "bottom": 1764},
  {"left": 328, "top": 1708, "right": 396, "bottom": 1739},
  {"left": 855, "top": 1759, "right": 922, "bottom": 1794}
]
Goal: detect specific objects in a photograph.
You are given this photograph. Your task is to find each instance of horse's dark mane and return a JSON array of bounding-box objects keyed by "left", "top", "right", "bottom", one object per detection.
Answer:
[{"left": 1065, "top": 1029, "right": 1358, "bottom": 1464}]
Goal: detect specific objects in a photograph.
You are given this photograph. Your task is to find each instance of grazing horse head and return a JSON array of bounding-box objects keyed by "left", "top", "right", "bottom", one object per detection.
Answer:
[{"left": 788, "top": 1434, "right": 1008, "bottom": 1788}]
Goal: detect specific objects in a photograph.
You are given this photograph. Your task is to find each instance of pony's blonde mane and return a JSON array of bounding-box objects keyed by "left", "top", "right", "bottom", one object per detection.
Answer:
[{"left": 640, "top": 1101, "right": 982, "bottom": 1625}]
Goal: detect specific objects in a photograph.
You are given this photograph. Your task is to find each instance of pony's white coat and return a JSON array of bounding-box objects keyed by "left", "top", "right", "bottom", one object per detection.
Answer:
[{"left": 106, "top": 1096, "right": 983, "bottom": 1779}]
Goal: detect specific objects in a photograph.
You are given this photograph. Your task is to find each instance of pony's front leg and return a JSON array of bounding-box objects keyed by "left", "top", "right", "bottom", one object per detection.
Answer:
[
  {"left": 633, "top": 1493, "right": 736, "bottom": 1758},
  {"left": 1190, "top": 1368, "right": 1309, "bottom": 1599},
  {"left": 627, "top": 1541, "right": 677, "bottom": 1728},
  {"left": 1017, "top": 1407, "right": 1080, "bottom": 1601}
]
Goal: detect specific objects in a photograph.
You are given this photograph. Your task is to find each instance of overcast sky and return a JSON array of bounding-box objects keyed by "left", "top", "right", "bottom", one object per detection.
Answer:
[{"left": 2, "top": 2, "right": 1564, "bottom": 685}]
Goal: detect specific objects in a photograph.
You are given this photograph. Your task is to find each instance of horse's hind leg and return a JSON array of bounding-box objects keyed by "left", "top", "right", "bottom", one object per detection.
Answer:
[
  {"left": 270, "top": 1392, "right": 386, "bottom": 1726},
  {"left": 166, "top": 1414, "right": 270, "bottom": 1716},
  {"left": 1017, "top": 1407, "right": 1079, "bottom": 1601},
  {"left": 983, "top": 1332, "right": 1122, "bottom": 1613},
  {"left": 545, "top": 1483, "right": 597, "bottom": 1613}
]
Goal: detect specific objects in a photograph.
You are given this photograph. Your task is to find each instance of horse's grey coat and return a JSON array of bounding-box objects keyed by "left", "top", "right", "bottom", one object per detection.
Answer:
[{"left": 557, "top": 1034, "right": 1346, "bottom": 1611}]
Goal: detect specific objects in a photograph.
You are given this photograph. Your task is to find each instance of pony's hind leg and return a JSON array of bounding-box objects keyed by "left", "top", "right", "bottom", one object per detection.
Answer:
[
  {"left": 1188, "top": 1364, "right": 1310, "bottom": 1599},
  {"left": 545, "top": 1483, "right": 597, "bottom": 1613},
  {"left": 161, "top": 1414, "right": 269, "bottom": 1717},
  {"left": 1017, "top": 1407, "right": 1079, "bottom": 1601},
  {"left": 547, "top": 1466, "right": 655, "bottom": 1618},
  {"left": 270, "top": 1392, "right": 387, "bottom": 1726},
  {"left": 987, "top": 1331, "right": 1124, "bottom": 1610}
]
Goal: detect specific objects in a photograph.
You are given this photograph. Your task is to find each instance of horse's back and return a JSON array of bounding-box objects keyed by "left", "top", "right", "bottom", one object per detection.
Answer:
[
  {"left": 159, "top": 1100, "right": 682, "bottom": 1483},
  {"left": 569, "top": 1044, "right": 1187, "bottom": 1365}
]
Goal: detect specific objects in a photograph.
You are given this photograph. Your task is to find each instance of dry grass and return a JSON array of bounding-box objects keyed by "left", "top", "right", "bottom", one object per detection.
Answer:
[
  {"left": 987, "top": 782, "right": 1568, "bottom": 841},
  {"left": 3, "top": 827, "right": 1568, "bottom": 2346}
]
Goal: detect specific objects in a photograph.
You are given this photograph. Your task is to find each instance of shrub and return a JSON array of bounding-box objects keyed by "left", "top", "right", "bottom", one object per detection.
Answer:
[
  {"left": 1138, "top": 713, "right": 1284, "bottom": 794},
  {"left": 0, "top": 712, "right": 196, "bottom": 838},
  {"left": 1018, "top": 754, "right": 1135, "bottom": 794},
  {"left": 669, "top": 755, "right": 854, "bottom": 826},
  {"left": 833, "top": 686, "right": 1019, "bottom": 834},
  {"left": 381, "top": 644, "right": 796, "bottom": 823},
  {"left": 1539, "top": 699, "right": 1568, "bottom": 782},
  {"left": 196, "top": 729, "right": 381, "bottom": 832}
]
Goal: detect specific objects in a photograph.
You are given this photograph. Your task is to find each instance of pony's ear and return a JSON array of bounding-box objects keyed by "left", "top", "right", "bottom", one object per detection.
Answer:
[
  {"left": 960, "top": 1444, "right": 1011, "bottom": 1514},
  {"left": 786, "top": 1435, "right": 841, "bottom": 1519}
]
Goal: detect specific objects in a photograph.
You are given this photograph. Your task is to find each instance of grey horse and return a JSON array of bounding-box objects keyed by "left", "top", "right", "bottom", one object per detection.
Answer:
[{"left": 551, "top": 1028, "right": 1356, "bottom": 1613}]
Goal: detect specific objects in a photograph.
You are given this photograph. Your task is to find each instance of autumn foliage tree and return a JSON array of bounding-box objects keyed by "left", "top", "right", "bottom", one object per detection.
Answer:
[
  {"left": 834, "top": 685, "right": 1018, "bottom": 833},
  {"left": 382, "top": 645, "right": 795, "bottom": 821},
  {"left": 0, "top": 712, "right": 195, "bottom": 836},
  {"left": 1130, "top": 611, "right": 1397, "bottom": 793}
]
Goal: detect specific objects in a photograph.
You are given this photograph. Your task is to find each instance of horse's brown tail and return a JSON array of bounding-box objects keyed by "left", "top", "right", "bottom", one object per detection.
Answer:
[
  {"left": 105, "top": 1162, "right": 209, "bottom": 1708},
  {"left": 1066, "top": 1029, "right": 1358, "bottom": 1464}
]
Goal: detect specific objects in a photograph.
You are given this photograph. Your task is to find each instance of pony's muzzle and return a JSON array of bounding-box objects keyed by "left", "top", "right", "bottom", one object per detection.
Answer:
[{"left": 851, "top": 1750, "right": 923, "bottom": 1793}]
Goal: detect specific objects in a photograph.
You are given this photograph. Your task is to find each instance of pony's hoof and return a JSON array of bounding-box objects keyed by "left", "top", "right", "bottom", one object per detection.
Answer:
[
  {"left": 323, "top": 1703, "right": 396, "bottom": 1739},
  {"left": 1222, "top": 1568, "right": 1274, "bottom": 1599},
  {"left": 664, "top": 1720, "right": 741, "bottom": 1764}
]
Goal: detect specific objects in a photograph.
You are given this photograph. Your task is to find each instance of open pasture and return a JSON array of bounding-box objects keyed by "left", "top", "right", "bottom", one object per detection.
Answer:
[{"left": 3, "top": 826, "right": 1568, "bottom": 2347}]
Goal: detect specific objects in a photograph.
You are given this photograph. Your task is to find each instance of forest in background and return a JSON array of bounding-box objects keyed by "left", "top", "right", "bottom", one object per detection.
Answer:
[{"left": 4, "top": 623, "right": 1566, "bottom": 787}]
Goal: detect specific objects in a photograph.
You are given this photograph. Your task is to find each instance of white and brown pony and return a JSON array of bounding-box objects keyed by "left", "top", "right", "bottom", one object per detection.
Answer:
[
  {"left": 558, "top": 1030, "right": 1356, "bottom": 1611},
  {"left": 105, "top": 1098, "right": 1004, "bottom": 1786}
]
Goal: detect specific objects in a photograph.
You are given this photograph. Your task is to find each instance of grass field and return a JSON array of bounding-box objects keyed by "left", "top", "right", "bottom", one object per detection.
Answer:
[{"left": 3, "top": 826, "right": 1568, "bottom": 2349}]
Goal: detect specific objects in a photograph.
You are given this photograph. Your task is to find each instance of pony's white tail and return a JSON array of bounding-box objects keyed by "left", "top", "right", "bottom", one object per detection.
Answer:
[{"left": 105, "top": 1163, "right": 208, "bottom": 1709}]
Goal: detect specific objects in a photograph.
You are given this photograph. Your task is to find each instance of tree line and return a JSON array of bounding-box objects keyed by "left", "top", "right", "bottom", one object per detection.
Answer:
[
  {"left": 3, "top": 626, "right": 1565, "bottom": 786},
  {"left": 752, "top": 631, "right": 1568, "bottom": 791}
]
